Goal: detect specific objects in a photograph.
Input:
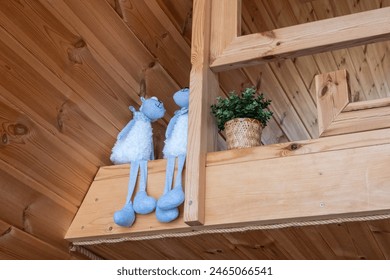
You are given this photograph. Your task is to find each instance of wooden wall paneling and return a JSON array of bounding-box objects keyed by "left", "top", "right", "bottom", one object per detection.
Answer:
[
  {"left": 310, "top": 0, "right": 365, "bottom": 102},
  {"left": 295, "top": 225, "right": 337, "bottom": 259},
  {"left": 244, "top": 64, "right": 311, "bottom": 141},
  {"left": 0, "top": 1, "right": 132, "bottom": 136},
  {"left": 88, "top": 241, "right": 169, "bottom": 260},
  {"left": 345, "top": 221, "right": 385, "bottom": 259},
  {"left": 0, "top": 169, "right": 75, "bottom": 250},
  {"left": 317, "top": 223, "right": 361, "bottom": 259},
  {"left": 136, "top": 237, "right": 201, "bottom": 259},
  {"left": 333, "top": 1, "right": 381, "bottom": 101},
  {"left": 0, "top": 97, "right": 92, "bottom": 206},
  {"left": 0, "top": 220, "right": 72, "bottom": 260},
  {"left": 0, "top": 34, "right": 113, "bottom": 167},
  {"left": 242, "top": 0, "right": 316, "bottom": 140},
  {"left": 156, "top": 0, "right": 193, "bottom": 44},
  {"left": 253, "top": 0, "right": 319, "bottom": 138},
  {"left": 368, "top": 219, "right": 390, "bottom": 259},
  {"left": 40, "top": 0, "right": 175, "bottom": 123},
  {"left": 347, "top": 0, "right": 390, "bottom": 99},
  {"left": 221, "top": 231, "right": 276, "bottom": 259},
  {"left": 269, "top": 60, "right": 318, "bottom": 138},
  {"left": 117, "top": 0, "right": 191, "bottom": 88},
  {"left": 264, "top": 228, "right": 307, "bottom": 259},
  {"left": 178, "top": 233, "right": 247, "bottom": 260},
  {"left": 87, "top": 243, "right": 145, "bottom": 260}
]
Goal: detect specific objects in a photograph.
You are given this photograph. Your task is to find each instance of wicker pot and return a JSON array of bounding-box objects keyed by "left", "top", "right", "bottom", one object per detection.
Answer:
[{"left": 224, "top": 118, "right": 262, "bottom": 150}]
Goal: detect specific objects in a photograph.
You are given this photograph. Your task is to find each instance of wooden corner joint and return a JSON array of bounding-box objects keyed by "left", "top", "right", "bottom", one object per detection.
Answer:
[{"left": 315, "top": 69, "right": 390, "bottom": 138}]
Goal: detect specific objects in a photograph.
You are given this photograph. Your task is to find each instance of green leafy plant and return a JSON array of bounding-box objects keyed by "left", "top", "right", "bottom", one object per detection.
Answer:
[{"left": 211, "top": 87, "right": 273, "bottom": 131}]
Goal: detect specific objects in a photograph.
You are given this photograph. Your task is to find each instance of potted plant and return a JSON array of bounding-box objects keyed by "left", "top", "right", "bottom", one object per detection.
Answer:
[{"left": 211, "top": 87, "right": 273, "bottom": 150}]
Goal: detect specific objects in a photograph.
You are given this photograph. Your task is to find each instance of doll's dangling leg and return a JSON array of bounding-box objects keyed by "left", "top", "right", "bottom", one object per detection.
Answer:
[
  {"left": 133, "top": 160, "right": 157, "bottom": 214},
  {"left": 155, "top": 156, "right": 179, "bottom": 222},
  {"left": 113, "top": 161, "right": 139, "bottom": 227},
  {"left": 157, "top": 155, "right": 185, "bottom": 210}
]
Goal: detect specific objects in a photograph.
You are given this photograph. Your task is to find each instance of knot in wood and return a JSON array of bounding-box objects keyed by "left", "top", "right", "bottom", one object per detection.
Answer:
[
  {"left": 1, "top": 133, "right": 8, "bottom": 145},
  {"left": 321, "top": 85, "right": 328, "bottom": 97},
  {"left": 13, "top": 123, "right": 28, "bottom": 136},
  {"left": 74, "top": 38, "right": 86, "bottom": 49},
  {"left": 289, "top": 143, "right": 300, "bottom": 151}
]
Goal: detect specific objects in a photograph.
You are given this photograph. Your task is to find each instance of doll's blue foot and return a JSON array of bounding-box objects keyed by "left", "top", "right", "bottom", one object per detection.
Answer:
[
  {"left": 157, "top": 186, "right": 185, "bottom": 210},
  {"left": 133, "top": 190, "right": 157, "bottom": 214},
  {"left": 155, "top": 206, "right": 179, "bottom": 223},
  {"left": 113, "top": 202, "right": 135, "bottom": 227}
]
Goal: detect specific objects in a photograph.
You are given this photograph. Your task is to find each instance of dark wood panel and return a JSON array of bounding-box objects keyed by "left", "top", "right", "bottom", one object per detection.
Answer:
[{"left": 0, "top": 220, "right": 72, "bottom": 260}]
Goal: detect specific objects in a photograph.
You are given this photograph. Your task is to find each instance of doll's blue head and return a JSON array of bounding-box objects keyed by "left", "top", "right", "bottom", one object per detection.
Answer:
[
  {"left": 140, "top": 96, "right": 166, "bottom": 121},
  {"left": 173, "top": 88, "right": 189, "bottom": 109}
]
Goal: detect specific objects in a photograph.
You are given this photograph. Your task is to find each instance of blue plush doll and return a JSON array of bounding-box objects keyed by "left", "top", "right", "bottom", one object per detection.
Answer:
[
  {"left": 156, "top": 88, "right": 189, "bottom": 223},
  {"left": 110, "top": 96, "right": 166, "bottom": 227}
]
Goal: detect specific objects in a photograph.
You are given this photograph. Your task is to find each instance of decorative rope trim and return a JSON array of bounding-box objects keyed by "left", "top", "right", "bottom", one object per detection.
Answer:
[
  {"left": 69, "top": 244, "right": 104, "bottom": 260},
  {"left": 72, "top": 213, "right": 390, "bottom": 247}
]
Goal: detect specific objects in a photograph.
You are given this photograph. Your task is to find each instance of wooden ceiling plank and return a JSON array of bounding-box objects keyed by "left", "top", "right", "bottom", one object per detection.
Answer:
[
  {"left": 253, "top": 0, "right": 318, "bottom": 138},
  {"left": 0, "top": 169, "right": 76, "bottom": 250},
  {"left": 368, "top": 219, "right": 390, "bottom": 259},
  {"left": 346, "top": 0, "right": 390, "bottom": 99},
  {"left": 222, "top": 231, "right": 276, "bottom": 259},
  {"left": 345, "top": 221, "right": 385, "bottom": 259},
  {"left": 269, "top": 60, "right": 318, "bottom": 138},
  {"left": 296, "top": 225, "right": 337, "bottom": 259},
  {"left": 317, "top": 223, "right": 360, "bottom": 260},
  {"left": 156, "top": 0, "right": 193, "bottom": 44},
  {"left": 210, "top": 7, "right": 390, "bottom": 71},
  {"left": 241, "top": 0, "right": 313, "bottom": 142},
  {"left": 244, "top": 65, "right": 312, "bottom": 141},
  {"left": 118, "top": 0, "right": 191, "bottom": 88},
  {"left": 0, "top": 219, "right": 72, "bottom": 260},
  {"left": 0, "top": 2, "right": 132, "bottom": 135},
  {"left": 0, "top": 97, "right": 93, "bottom": 206}
]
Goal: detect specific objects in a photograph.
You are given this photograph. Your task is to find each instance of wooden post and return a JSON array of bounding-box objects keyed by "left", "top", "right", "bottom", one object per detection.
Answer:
[{"left": 184, "top": 0, "right": 241, "bottom": 225}]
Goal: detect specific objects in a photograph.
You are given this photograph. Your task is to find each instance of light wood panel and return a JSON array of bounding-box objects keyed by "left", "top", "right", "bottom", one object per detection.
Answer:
[
  {"left": 213, "top": 7, "right": 390, "bottom": 71},
  {"left": 184, "top": 0, "right": 219, "bottom": 225},
  {"left": 66, "top": 128, "right": 390, "bottom": 242}
]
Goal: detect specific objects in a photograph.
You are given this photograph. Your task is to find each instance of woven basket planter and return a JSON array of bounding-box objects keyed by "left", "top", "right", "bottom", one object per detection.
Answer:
[{"left": 224, "top": 118, "right": 262, "bottom": 150}]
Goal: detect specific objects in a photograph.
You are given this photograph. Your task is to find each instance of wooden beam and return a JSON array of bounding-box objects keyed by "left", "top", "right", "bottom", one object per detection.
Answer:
[
  {"left": 184, "top": 0, "right": 219, "bottom": 225},
  {"left": 66, "top": 129, "right": 390, "bottom": 242},
  {"left": 205, "top": 143, "right": 390, "bottom": 226},
  {"left": 210, "top": 0, "right": 241, "bottom": 61},
  {"left": 315, "top": 69, "right": 350, "bottom": 137},
  {"left": 210, "top": 7, "right": 390, "bottom": 72}
]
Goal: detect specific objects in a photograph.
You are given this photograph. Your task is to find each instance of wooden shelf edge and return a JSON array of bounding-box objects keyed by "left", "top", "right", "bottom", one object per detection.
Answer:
[{"left": 66, "top": 130, "right": 390, "bottom": 243}]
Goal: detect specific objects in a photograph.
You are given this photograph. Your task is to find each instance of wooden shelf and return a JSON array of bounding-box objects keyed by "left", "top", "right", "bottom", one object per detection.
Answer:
[{"left": 65, "top": 127, "right": 390, "bottom": 243}]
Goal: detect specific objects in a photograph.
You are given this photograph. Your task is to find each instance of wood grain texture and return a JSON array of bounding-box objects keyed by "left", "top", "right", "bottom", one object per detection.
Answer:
[
  {"left": 315, "top": 69, "right": 350, "bottom": 137},
  {"left": 184, "top": 0, "right": 219, "bottom": 225},
  {"left": 66, "top": 129, "right": 390, "bottom": 242},
  {"left": 211, "top": 7, "right": 390, "bottom": 71}
]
